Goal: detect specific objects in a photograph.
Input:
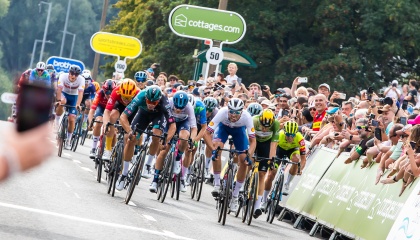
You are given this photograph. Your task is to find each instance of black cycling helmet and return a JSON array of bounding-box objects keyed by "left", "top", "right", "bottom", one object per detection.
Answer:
[
  {"left": 145, "top": 85, "right": 162, "bottom": 102},
  {"left": 46, "top": 64, "right": 54, "bottom": 70},
  {"left": 69, "top": 65, "right": 81, "bottom": 75}
]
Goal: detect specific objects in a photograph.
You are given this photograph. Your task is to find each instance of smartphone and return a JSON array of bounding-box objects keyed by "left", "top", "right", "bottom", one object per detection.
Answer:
[
  {"left": 372, "top": 120, "right": 379, "bottom": 127},
  {"left": 237, "top": 77, "right": 242, "bottom": 85},
  {"left": 402, "top": 100, "right": 408, "bottom": 110},
  {"left": 409, "top": 141, "right": 416, "bottom": 150},
  {"left": 400, "top": 117, "right": 407, "bottom": 125},
  {"left": 16, "top": 84, "right": 54, "bottom": 132},
  {"left": 261, "top": 85, "right": 268, "bottom": 91},
  {"left": 374, "top": 128, "right": 382, "bottom": 141},
  {"left": 282, "top": 109, "right": 290, "bottom": 117},
  {"left": 297, "top": 77, "right": 308, "bottom": 83},
  {"left": 254, "top": 92, "right": 258, "bottom": 100},
  {"left": 338, "top": 93, "right": 346, "bottom": 100}
]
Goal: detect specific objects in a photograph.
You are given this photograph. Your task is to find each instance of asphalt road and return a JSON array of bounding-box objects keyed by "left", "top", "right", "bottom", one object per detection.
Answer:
[{"left": 0, "top": 121, "right": 316, "bottom": 240}]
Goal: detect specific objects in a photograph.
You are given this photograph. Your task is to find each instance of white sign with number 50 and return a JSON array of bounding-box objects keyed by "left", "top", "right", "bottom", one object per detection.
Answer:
[{"left": 205, "top": 47, "right": 224, "bottom": 65}]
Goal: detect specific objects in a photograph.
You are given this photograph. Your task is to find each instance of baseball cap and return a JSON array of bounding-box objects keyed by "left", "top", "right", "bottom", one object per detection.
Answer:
[
  {"left": 196, "top": 80, "right": 205, "bottom": 86},
  {"left": 318, "top": 83, "right": 330, "bottom": 91},
  {"left": 408, "top": 115, "right": 420, "bottom": 125},
  {"left": 261, "top": 100, "right": 272, "bottom": 106},
  {"left": 192, "top": 87, "right": 200, "bottom": 96},
  {"left": 378, "top": 104, "right": 392, "bottom": 114},
  {"left": 396, "top": 124, "right": 412, "bottom": 136},
  {"left": 392, "top": 80, "right": 398, "bottom": 85},
  {"left": 274, "top": 88, "right": 286, "bottom": 94},
  {"left": 173, "top": 83, "right": 182, "bottom": 89}
]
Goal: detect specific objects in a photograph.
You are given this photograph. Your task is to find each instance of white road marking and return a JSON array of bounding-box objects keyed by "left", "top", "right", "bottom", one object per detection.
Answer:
[
  {"left": 80, "top": 167, "right": 93, "bottom": 172},
  {"left": 72, "top": 159, "right": 82, "bottom": 164},
  {"left": 101, "top": 178, "right": 106, "bottom": 182},
  {"left": 174, "top": 208, "right": 193, "bottom": 220},
  {"left": 63, "top": 153, "right": 71, "bottom": 157},
  {"left": 0, "top": 202, "right": 195, "bottom": 240},
  {"left": 142, "top": 214, "right": 157, "bottom": 222},
  {"left": 128, "top": 201, "right": 136, "bottom": 207},
  {"left": 64, "top": 182, "right": 71, "bottom": 188},
  {"left": 74, "top": 193, "right": 81, "bottom": 199},
  {"left": 146, "top": 207, "right": 171, "bottom": 214}
]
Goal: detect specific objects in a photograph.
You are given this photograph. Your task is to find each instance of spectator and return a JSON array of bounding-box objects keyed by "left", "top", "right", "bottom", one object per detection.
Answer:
[
  {"left": 344, "top": 118, "right": 373, "bottom": 165},
  {"left": 318, "top": 83, "right": 331, "bottom": 99},
  {"left": 290, "top": 77, "right": 309, "bottom": 98},
  {"left": 384, "top": 80, "right": 401, "bottom": 100},
  {"left": 306, "top": 87, "right": 317, "bottom": 97},
  {"left": 261, "top": 85, "right": 273, "bottom": 99},
  {"left": 400, "top": 84, "right": 409, "bottom": 104},
  {"left": 167, "top": 75, "right": 178, "bottom": 88},
  {"left": 196, "top": 79, "right": 205, "bottom": 88},
  {"left": 156, "top": 73, "right": 167, "bottom": 90},
  {"left": 404, "top": 79, "right": 419, "bottom": 106},
  {"left": 248, "top": 83, "right": 262, "bottom": 100},
  {"left": 310, "top": 94, "right": 328, "bottom": 131},
  {"left": 225, "top": 62, "right": 239, "bottom": 85},
  {"left": 342, "top": 101, "right": 354, "bottom": 117},
  {"left": 261, "top": 100, "right": 271, "bottom": 109},
  {"left": 276, "top": 94, "right": 292, "bottom": 119}
]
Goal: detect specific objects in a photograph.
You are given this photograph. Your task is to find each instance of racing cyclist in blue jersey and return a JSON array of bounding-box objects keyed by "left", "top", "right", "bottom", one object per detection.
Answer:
[
  {"left": 80, "top": 71, "right": 96, "bottom": 130},
  {"left": 203, "top": 98, "right": 256, "bottom": 213},
  {"left": 203, "top": 96, "right": 219, "bottom": 178},
  {"left": 18, "top": 62, "right": 51, "bottom": 88},
  {"left": 46, "top": 64, "right": 57, "bottom": 89},
  {"left": 149, "top": 91, "right": 197, "bottom": 193},
  {"left": 134, "top": 71, "right": 148, "bottom": 90},
  {"left": 181, "top": 94, "right": 207, "bottom": 189}
]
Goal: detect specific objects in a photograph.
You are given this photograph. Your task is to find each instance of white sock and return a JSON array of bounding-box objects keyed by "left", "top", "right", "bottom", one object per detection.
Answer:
[
  {"left": 285, "top": 174, "right": 295, "bottom": 185},
  {"left": 254, "top": 195, "right": 262, "bottom": 209},
  {"left": 181, "top": 166, "right": 188, "bottom": 180},
  {"left": 233, "top": 181, "right": 243, "bottom": 198},
  {"left": 67, "top": 132, "right": 73, "bottom": 140},
  {"left": 263, "top": 190, "right": 270, "bottom": 203},
  {"left": 214, "top": 174, "right": 220, "bottom": 186},
  {"left": 122, "top": 161, "right": 130, "bottom": 176},
  {"left": 146, "top": 154, "right": 155, "bottom": 166},
  {"left": 205, "top": 157, "right": 211, "bottom": 169},
  {"left": 55, "top": 115, "right": 61, "bottom": 127},
  {"left": 92, "top": 135, "right": 99, "bottom": 149}
]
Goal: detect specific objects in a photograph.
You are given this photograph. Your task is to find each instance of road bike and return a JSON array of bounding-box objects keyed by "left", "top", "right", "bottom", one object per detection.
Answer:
[
  {"left": 189, "top": 139, "right": 206, "bottom": 201},
  {"left": 70, "top": 105, "right": 86, "bottom": 152},
  {"left": 106, "top": 123, "right": 125, "bottom": 197},
  {"left": 56, "top": 105, "right": 72, "bottom": 157}
]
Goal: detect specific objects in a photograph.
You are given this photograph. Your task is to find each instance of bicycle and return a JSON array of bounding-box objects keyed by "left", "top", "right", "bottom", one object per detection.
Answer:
[
  {"left": 189, "top": 139, "right": 206, "bottom": 201},
  {"left": 70, "top": 105, "right": 86, "bottom": 152},
  {"left": 79, "top": 118, "right": 89, "bottom": 146},
  {"left": 212, "top": 137, "right": 247, "bottom": 226},
  {"left": 124, "top": 124, "right": 166, "bottom": 204},
  {"left": 265, "top": 157, "right": 300, "bottom": 224},
  {"left": 169, "top": 136, "right": 192, "bottom": 201},
  {"left": 106, "top": 123, "right": 125, "bottom": 197},
  {"left": 90, "top": 119, "right": 104, "bottom": 183},
  {"left": 56, "top": 105, "right": 72, "bottom": 157}
]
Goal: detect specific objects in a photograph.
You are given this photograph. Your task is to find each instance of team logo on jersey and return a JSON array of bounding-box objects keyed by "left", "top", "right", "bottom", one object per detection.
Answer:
[
  {"left": 251, "top": 127, "right": 255, "bottom": 132},
  {"left": 209, "top": 122, "right": 214, "bottom": 126},
  {"left": 299, "top": 139, "right": 305, "bottom": 146}
]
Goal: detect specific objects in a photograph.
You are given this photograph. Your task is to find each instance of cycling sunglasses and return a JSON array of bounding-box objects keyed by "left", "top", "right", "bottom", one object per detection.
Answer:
[
  {"left": 206, "top": 108, "right": 214, "bottom": 113},
  {"left": 285, "top": 132, "right": 296, "bottom": 138},
  {"left": 356, "top": 126, "right": 368, "bottom": 130},
  {"left": 229, "top": 109, "right": 242, "bottom": 115},
  {"left": 69, "top": 71, "right": 79, "bottom": 77},
  {"left": 146, "top": 99, "right": 159, "bottom": 106}
]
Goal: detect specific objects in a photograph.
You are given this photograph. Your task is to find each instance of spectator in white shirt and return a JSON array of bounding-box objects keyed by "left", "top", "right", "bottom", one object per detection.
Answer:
[{"left": 384, "top": 80, "right": 401, "bottom": 100}]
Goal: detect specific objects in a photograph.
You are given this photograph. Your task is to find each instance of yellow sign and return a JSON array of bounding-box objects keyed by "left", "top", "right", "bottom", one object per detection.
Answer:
[{"left": 90, "top": 32, "right": 142, "bottom": 58}]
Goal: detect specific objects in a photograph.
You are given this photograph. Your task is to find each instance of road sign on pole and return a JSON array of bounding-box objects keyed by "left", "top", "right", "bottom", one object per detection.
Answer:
[
  {"left": 46, "top": 56, "right": 85, "bottom": 73},
  {"left": 114, "top": 60, "right": 127, "bottom": 73},
  {"left": 206, "top": 47, "right": 224, "bottom": 65},
  {"left": 90, "top": 32, "right": 142, "bottom": 59}
]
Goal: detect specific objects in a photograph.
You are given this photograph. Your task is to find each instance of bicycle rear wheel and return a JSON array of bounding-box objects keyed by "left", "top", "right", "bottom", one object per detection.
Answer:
[
  {"left": 246, "top": 172, "right": 259, "bottom": 225},
  {"left": 71, "top": 118, "right": 82, "bottom": 152},
  {"left": 80, "top": 120, "right": 89, "bottom": 145},
  {"left": 175, "top": 173, "right": 180, "bottom": 200},
  {"left": 221, "top": 168, "right": 233, "bottom": 225},
  {"left": 268, "top": 173, "right": 284, "bottom": 224},
  {"left": 57, "top": 117, "right": 67, "bottom": 157},
  {"left": 195, "top": 154, "right": 205, "bottom": 201},
  {"left": 190, "top": 159, "right": 197, "bottom": 199},
  {"left": 217, "top": 184, "right": 225, "bottom": 223},
  {"left": 159, "top": 152, "right": 173, "bottom": 203},
  {"left": 125, "top": 149, "right": 146, "bottom": 204}
]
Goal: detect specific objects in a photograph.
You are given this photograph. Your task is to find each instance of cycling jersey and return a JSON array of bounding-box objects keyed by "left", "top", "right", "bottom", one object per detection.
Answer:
[
  {"left": 193, "top": 100, "right": 207, "bottom": 125},
  {"left": 83, "top": 83, "right": 96, "bottom": 100},
  {"left": 57, "top": 73, "right": 85, "bottom": 95},
  {"left": 312, "top": 109, "right": 327, "bottom": 131},
  {"left": 277, "top": 130, "right": 306, "bottom": 155},
  {"left": 207, "top": 107, "right": 255, "bottom": 138},
  {"left": 207, "top": 107, "right": 219, "bottom": 122},
  {"left": 168, "top": 98, "right": 197, "bottom": 128},
  {"left": 91, "top": 90, "right": 108, "bottom": 110},
  {"left": 105, "top": 86, "right": 140, "bottom": 111},
  {"left": 252, "top": 116, "right": 280, "bottom": 142},
  {"left": 28, "top": 69, "right": 51, "bottom": 87}
]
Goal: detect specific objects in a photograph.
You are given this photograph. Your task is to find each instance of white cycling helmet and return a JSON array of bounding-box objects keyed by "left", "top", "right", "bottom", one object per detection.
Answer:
[
  {"left": 247, "top": 103, "right": 263, "bottom": 116},
  {"left": 187, "top": 94, "right": 196, "bottom": 108},
  {"left": 203, "top": 97, "right": 218, "bottom": 109},
  {"left": 36, "top": 62, "right": 46, "bottom": 70},
  {"left": 227, "top": 98, "right": 244, "bottom": 111}
]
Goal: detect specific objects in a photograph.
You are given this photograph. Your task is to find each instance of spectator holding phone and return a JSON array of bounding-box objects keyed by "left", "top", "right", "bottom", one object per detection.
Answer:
[
  {"left": 344, "top": 118, "right": 373, "bottom": 165},
  {"left": 384, "top": 80, "right": 401, "bottom": 99},
  {"left": 404, "top": 79, "right": 419, "bottom": 106}
]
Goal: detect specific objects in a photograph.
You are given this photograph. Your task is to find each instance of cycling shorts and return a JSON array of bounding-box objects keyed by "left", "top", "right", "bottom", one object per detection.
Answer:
[
  {"left": 256, "top": 140, "right": 271, "bottom": 172},
  {"left": 213, "top": 123, "right": 249, "bottom": 152},
  {"left": 276, "top": 146, "right": 299, "bottom": 160},
  {"left": 81, "top": 94, "right": 92, "bottom": 104},
  {"left": 94, "top": 105, "right": 105, "bottom": 118},
  {"left": 113, "top": 101, "right": 136, "bottom": 122},
  {"left": 131, "top": 108, "right": 166, "bottom": 133},
  {"left": 165, "top": 119, "right": 190, "bottom": 135},
  {"left": 62, "top": 92, "right": 77, "bottom": 115}
]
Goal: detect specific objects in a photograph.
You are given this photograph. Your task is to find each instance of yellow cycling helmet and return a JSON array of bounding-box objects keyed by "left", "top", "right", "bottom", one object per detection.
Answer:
[
  {"left": 92, "top": 81, "right": 100, "bottom": 92},
  {"left": 259, "top": 109, "right": 275, "bottom": 127},
  {"left": 120, "top": 78, "right": 137, "bottom": 98},
  {"left": 284, "top": 121, "right": 298, "bottom": 134}
]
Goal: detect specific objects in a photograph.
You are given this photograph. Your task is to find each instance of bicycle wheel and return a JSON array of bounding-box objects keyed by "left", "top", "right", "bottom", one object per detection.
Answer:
[
  {"left": 190, "top": 160, "right": 197, "bottom": 199},
  {"left": 159, "top": 152, "right": 173, "bottom": 203},
  {"left": 97, "top": 136, "right": 105, "bottom": 183},
  {"left": 175, "top": 172, "right": 180, "bottom": 200},
  {"left": 221, "top": 168, "right": 233, "bottom": 225},
  {"left": 268, "top": 173, "right": 284, "bottom": 224},
  {"left": 111, "top": 144, "right": 123, "bottom": 197},
  {"left": 125, "top": 148, "right": 146, "bottom": 204},
  {"left": 246, "top": 172, "right": 259, "bottom": 225},
  {"left": 107, "top": 149, "right": 117, "bottom": 194},
  {"left": 80, "top": 120, "right": 89, "bottom": 146},
  {"left": 71, "top": 117, "right": 82, "bottom": 152},
  {"left": 195, "top": 154, "right": 205, "bottom": 201},
  {"left": 241, "top": 175, "right": 251, "bottom": 223},
  {"left": 217, "top": 183, "right": 225, "bottom": 223},
  {"left": 57, "top": 117, "right": 67, "bottom": 157}
]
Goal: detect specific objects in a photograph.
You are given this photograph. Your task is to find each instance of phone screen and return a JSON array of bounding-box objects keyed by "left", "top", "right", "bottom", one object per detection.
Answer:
[
  {"left": 16, "top": 84, "right": 54, "bottom": 132},
  {"left": 402, "top": 100, "right": 408, "bottom": 110},
  {"left": 409, "top": 141, "right": 416, "bottom": 150},
  {"left": 400, "top": 117, "right": 407, "bottom": 125},
  {"left": 372, "top": 120, "right": 379, "bottom": 127},
  {"left": 282, "top": 109, "right": 290, "bottom": 117},
  {"left": 374, "top": 128, "right": 382, "bottom": 141}
]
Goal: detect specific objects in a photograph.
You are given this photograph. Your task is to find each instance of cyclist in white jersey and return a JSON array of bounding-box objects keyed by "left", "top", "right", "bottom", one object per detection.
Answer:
[
  {"left": 204, "top": 98, "right": 256, "bottom": 213},
  {"left": 55, "top": 65, "right": 85, "bottom": 149}
]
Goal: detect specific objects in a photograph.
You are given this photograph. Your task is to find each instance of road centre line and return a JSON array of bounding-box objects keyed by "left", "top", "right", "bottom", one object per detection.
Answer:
[
  {"left": 80, "top": 167, "right": 93, "bottom": 172},
  {"left": 0, "top": 201, "right": 195, "bottom": 240},
  {"left": 146, "top": 207, "right": 171, "bottom": 214},
  {"left": 72, "top": 159, "right": 82, "bottom": 164},
  {"left": 63, "top": 182, "right": 71, "bottom": 188},
  {"left": 142, "top": 214, "right": 157, "bottom": 222},
  {"left": 74, "top": 193, "right": 81, "bottom": 199}
]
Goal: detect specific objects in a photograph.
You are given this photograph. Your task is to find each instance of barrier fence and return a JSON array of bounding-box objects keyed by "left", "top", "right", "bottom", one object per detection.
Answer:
[{"left": 284, "top": 147, "right": 419, "bottom": 240}]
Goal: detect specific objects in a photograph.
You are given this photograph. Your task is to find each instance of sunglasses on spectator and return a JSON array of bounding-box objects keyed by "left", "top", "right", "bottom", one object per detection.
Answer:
[
  {"left": 356, "top": 126, "right": 368, "bottom": 130},
  {"left": 203, "top": 92, "right": 210, "bottom": 95},
  {"left": 309, "top": 108, "right": 316, "bottom": 111},
  {"left": 146, "top": 99, "right": 159, "bottom": 106},
  {"left": 229, "top": 109, "right": 242, "bottom": 115},
  {"left": 69, "top": 71, "right": 79, "bottom": 76},
  {"left": 285, "top": 132, "right": 296, "bottom": 138}
]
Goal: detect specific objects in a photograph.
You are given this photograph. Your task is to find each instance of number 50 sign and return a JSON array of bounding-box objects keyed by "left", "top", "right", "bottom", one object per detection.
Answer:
[{"left": 206, "top": 47, "right": 224, "bottom": 65}]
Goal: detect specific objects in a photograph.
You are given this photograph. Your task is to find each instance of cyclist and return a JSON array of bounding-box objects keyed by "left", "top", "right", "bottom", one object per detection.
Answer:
[
  {"left": 134, "top": 71, "right": 148, "bottom": 90},
  {"left": 265, "top": 121, "right": 306, "bottom": 197},
  {"left": 251, "top": 109, "right": 280, "bottom": 218},
  {"left": 55, "top": 65, "right": 84, "bottom": 149},
  {"left": 80, "top": 71, "right": 96, "bottom": 131},
  {"left": 247, "top": 102, "right": 263, "bottom": 117},
  {"left": 92, "top": 81, "right": 100, "bottom": 93},
  {"left": 46, "top": 64, "right": 57, "bottom": 89},
  {"left": 203, "top": 98, "right": 256, "bottom": 213},
  {"left": 18, "top": 62, "right": 51, "bottom": 88},
  {"left": 88, "top": 80, "right": 116, "bottom": 158},
  {"left": 102, "top": 79, "right": 139, "bottom": 160},
  {"left": 203, "top": 96, "right": 219, "bottom": 178},
  {"left": 182, "top": 94, "right": 207, "bottom": 190},
  {"left": 149, "top": 91, "right": 197, "bottom": 193},
  {"left": 116, "top": 86, "right": 176, "bottom": 191}
]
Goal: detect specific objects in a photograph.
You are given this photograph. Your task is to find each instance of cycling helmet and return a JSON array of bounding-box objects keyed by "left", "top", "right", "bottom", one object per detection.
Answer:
[
  {"left": 173, "top": 91, "right": 189, "bottom": 109},
  {"left": 69, "top": 65, "right": 81, "bottom": 75},
  {"left": 120, "top": 79, "right": 137, "bottom": 98},
  {"left": 284, "top": 121, "right": 299, "bottom": 134},
  {"left": 259, "top": 109, "right": 275, "bottom": 127},
  {"left": 46, "top": 64, "right": 54, "bottom": 70},
  {"left": 134, "top": 71, "right": 147, "bottom": 83},
  {"left": 187, "top": 94, "right": 196, "bottom": 108},
  {"left": 145, "top": 85, "right": 162, "bottom": 102},
  {"left": 227, "top": 98, "right": 244, "bottom": 111},
  {"left": 247, "top": 103, "right": 263, "bottom": 116},
  {"left": 102, "top": 79, "right": 116, "bottom": 94},
  {"left": 203, "top": 97, "right": 218, "bottom": 110},
  {"left": 92, "top": 81, "right": 100, "bottom": 92},
  {"left": 36, "top": 62, "right": 46, "bottom": 70},
  {"left": 82, "top": 70, "right": 91, "bottom": 79},
  {"left": 82, "top": 69, "right": 91, "bottom": 75}
]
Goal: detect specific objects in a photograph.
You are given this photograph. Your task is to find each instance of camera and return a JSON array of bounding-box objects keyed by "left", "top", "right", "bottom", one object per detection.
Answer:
[{"left": 367, "top": 86, "right": 374, "bottom": 101}]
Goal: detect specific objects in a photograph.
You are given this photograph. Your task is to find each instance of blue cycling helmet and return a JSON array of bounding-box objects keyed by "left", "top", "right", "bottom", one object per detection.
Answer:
[
  {"left": 247, "top": 103, "right": 263, "bottom": 116},
  {"left": 173, "top": 91, "right": 189, "bottom": 109},
  {"left": 134, "top": 71, "right": 147, "bottom": 83}
]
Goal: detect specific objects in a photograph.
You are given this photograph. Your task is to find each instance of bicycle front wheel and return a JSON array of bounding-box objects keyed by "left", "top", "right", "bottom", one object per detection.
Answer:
[
  {"left": 159, "top": 152, "right": 173, "bottom": 203},
  {"left": 246, "top": 172, "right": 259, "bottom": 225},
  {"left": 195, "top": 154, "right": 205, "bottom": 201},
  {"left": 125, "top": 149, "right": 146, "bottom": 204},
  {"left": 221, "top": 168, "right": 233, "bottom": 225},
  {"left": 268, "top": 173, "right": 284, "bottom": 224},
  {"left": 57, "top": 117, "right": 67, "bottom": 157}
]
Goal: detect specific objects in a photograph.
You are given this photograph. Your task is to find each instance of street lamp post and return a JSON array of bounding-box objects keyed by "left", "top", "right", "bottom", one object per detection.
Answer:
[
  {"left": 60, "top": 0, "right": 72, "bottom": 57},
  {"left": 39, "top": 1, "right": 52, "bottom": 62},
  {"left": 30, "top": 39, "right": 54, "bottom": 69},
  {"left": 60, "top": 31, "right": 77, "bottom": 58}
]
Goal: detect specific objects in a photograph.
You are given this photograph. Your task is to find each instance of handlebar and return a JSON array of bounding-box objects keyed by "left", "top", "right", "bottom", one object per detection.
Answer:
[
  {"left": 134, "top": 123, "right": 168, "bottom": 146},
  {"left": 211, "top": 146, "right": 250, "bottom": 165}
]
